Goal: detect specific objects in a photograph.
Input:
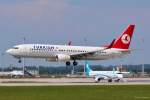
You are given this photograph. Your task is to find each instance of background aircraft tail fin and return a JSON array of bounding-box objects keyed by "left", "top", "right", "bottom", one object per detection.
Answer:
[{"left": 85, "top": 61, "right": 92, "bottom": 76}]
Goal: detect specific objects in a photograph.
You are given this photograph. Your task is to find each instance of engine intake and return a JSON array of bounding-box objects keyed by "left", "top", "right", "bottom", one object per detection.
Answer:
[{"left": 46, "top": 57, "right": 57, "bottom": 62}]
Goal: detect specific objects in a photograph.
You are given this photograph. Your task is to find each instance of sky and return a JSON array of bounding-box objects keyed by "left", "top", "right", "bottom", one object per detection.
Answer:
[{"left": 0, "top": 0, "right": 150, "bottom": 67}]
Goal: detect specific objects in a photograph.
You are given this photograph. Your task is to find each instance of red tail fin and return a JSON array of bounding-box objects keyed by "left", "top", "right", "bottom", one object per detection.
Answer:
[{"left": 112, "top": 25, "right": 135, "bottom": 49}]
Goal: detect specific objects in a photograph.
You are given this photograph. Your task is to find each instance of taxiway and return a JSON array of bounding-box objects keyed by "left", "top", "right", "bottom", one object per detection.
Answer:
[{"left": 0, "top": 78, "right": 150, "bottom": 86}]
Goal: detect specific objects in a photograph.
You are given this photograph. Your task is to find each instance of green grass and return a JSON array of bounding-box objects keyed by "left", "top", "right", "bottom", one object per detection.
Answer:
[{"left": 0, "top": 85, "right": 150, "bottom": 100}]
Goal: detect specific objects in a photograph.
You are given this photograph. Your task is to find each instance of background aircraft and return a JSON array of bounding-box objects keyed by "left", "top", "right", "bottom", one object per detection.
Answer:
[
  {"left": 85, "top": 61, "right": 123, "bottom": 82},
  {"left": 0, "top": 70, "right": 24, "bottom": 77},
  {"left": 85, "top": 61, "right": 130, "bottom": 82}
]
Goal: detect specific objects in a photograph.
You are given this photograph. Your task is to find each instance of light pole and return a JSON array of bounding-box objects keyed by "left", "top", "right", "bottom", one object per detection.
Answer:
[
  {"left": 1, "top": 53, "right": 5, "bottom": 68},
  {"left": 22, "top": 37, "right": 26, "bottom": 77},
  {"left": 38, "top": 66, "right": 40, "bottom": 76},
  {"left": 141, "top": 38, "right": 145, "bottom": 77},
  {"left": 0, "top": 53, "right": 2, "bottom": 68},
  {"left": 83, "top": 37, "right": 87, "bottom": 76}
]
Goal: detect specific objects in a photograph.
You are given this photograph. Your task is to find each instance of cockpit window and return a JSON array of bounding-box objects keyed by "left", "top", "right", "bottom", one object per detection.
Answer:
[
  {"left": 13, "top": 47, "right": 19, "bottom": 49},
  {"left": 117, "top": 73, "right": 122, "bottom": 74}
]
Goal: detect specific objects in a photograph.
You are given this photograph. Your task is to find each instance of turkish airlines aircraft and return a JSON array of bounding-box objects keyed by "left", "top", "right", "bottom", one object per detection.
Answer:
[{"left": 6, "top": 25, "right": 135, "bottom": 66}]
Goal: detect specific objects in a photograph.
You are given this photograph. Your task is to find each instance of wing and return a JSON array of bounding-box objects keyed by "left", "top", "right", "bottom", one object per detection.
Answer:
[
  {"left": 95, "top": 74, "right": 113, "bottom": 80},
  {"left": 70, "top": 51, "right": 95, "bottom": 59},
  {"left": 70, "top": 39, "right": 116, "bottom": 60},
  {"left": 70, "top": 49, "right": 103, "bottom": 60}
]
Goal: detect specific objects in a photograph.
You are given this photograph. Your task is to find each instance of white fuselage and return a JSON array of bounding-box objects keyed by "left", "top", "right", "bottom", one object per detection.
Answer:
[
  {"left": 6, "top": 44, "right": 129, "bottom": 61},
  {"left": 88, "top": 70, "right": 123, "bottom": 79}
]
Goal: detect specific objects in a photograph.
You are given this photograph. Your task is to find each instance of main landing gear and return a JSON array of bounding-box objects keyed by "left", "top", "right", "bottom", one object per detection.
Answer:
[
  {"left": 73, "top": 61, "right": 78, "bottom": 66},
  {"left": 66, "top": 61, "right": 78, "bottom": 66},
  {"left": 66, "top": 61, "right": 71, "bottom": 66},
  {"left": 108, "top": 79, "right": 112, "bottom": 82},
  {"left": 66, "top": 61, "right": 78, "bottom": 75}
]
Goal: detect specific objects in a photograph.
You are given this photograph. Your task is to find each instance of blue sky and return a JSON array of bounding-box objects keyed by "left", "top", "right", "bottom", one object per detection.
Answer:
[{"left": 0, "top": 0, "right": 149, "bottom": 67}]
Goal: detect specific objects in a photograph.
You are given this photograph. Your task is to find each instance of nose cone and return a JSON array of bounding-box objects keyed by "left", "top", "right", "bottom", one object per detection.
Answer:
[{"left": 6, "top": 49, "right": 12, "bottom": 54}]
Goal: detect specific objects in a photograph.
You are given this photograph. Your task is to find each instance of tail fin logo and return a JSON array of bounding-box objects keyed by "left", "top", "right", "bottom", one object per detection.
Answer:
[{"left": 121, "top": 34, "right": 131, "bottom": 44}]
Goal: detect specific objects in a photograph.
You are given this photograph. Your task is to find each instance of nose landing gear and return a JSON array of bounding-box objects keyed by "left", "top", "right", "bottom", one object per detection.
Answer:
[{"left": 18, "top": 59, "right": 22, "bottom": 63}]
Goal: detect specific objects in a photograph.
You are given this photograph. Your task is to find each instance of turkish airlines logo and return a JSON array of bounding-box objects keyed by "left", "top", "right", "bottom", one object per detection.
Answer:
[{"left": 121, "top": 34, "right": 130, "bottom": 44}]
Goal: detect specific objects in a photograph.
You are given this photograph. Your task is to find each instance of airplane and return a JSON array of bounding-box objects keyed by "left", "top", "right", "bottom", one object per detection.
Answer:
[
  {"left": 85, "top": 61, "right": 130, "bottom": 82},
  {"left": 0, "top": 70, "right": 34, "bottom": 77},
  {"left": 0, "top": 70, "right": 24, "bottom": 77},
  {"left": 6, "top": 24, "right": 135, "bottom": 66},
  {"left": 10, "top": 70, "right": 24, "bottom": 77}
]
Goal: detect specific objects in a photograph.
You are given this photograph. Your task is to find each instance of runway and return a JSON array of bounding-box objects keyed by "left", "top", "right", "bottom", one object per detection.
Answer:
[{"left": 0, "top": 78, "right": 150, "bottom": 86}]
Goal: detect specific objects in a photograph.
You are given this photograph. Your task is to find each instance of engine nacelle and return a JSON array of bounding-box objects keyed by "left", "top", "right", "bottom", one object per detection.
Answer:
[
  {"left": 95, "top": 77, "right": 104, "bottom": 82},
  {"left": 94, "top": 75, "right": 108, "bottom": 82},
  {"left": 56, "top": 54, "right": 71, "bottom": 61}
]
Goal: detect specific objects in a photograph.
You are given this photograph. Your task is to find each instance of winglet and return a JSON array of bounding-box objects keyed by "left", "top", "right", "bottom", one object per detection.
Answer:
[
  {"left": 68, "top": 41, "right": 72, "bottom": 46},
  {"left": 106, "top": 39, "right": 116, "bottom": 49}
]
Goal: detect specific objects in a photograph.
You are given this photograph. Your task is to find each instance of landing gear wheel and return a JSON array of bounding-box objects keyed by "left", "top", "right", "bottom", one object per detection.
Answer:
[
  {"left": 108, "top": 79, "right": 112, "bottom": 82},
  {"left": 97, "top": 78, "right": 101, "bottom": 82},
  {"left": 66, "top": 61, "right": 71, "bottom": 66},
  {"left": 73, "top": 61, "right": 78, "bottom": 66},
  {"left": 116, "top": 79, "right": 120, "bottom": 82}
]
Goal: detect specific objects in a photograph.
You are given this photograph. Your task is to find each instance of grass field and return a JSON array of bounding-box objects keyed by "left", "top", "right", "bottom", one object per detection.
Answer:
[{"left": 0, "top": 85, "right": 150, "bottom": 100}]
